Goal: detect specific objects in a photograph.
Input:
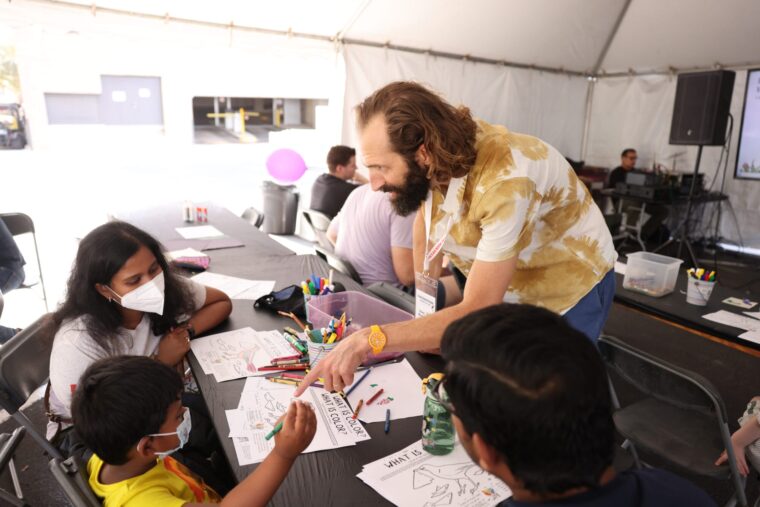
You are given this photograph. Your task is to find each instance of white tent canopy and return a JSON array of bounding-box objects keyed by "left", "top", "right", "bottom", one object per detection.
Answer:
[{"left": 3, "top": 0, "right": 760, "bottom": 244}]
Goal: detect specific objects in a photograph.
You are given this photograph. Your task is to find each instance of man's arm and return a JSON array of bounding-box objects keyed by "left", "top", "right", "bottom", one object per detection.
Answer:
[
  {"left": 296, "top": 256, "right": 516, "bottom": 394},
  {"left": 390, "top": 247, "right": 415, "bottom": 287},
  {"left": 351, "top": 172, "right": 369, "bottom": 184},
  {"left": 326, "top": 218, "right": 338, "bottom": 246}
]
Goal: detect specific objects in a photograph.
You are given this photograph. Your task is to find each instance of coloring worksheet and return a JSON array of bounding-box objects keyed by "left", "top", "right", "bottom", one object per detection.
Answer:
[
  {"left": 191, "top": 271, "right": 275, "bottom": 300},
  {"left": 345, "top": 359, "right": 426, "bottom": 423},
  {"left": 358, "top": 440, "right": 511, "bottom": 507},
  {"left": 226, "top": 377, "right": 370, "bottom": 466},
  {"left": 190, "top": 328, "right": 295, "bottom": 382}
]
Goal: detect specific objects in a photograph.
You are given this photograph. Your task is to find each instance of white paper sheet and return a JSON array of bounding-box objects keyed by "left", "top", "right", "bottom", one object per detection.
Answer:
[
  {"left": 702, "top": 310, "right": 760, "bottom": 332},
  {"left": 226, "top": 378, "right": 370, "bottom": 465},
  {"left": 345, "top": 359, "right": 425, "bottom": 423},
  {"left": 166, "top": 247, "right": 208, "bottom": 260},
  {"left": 739, "top": 330, "right": 760, "bottom": 345},
  {"left": 744, "top": 311, "right": 760, "bottom": 320},
  {"left": 614, "top": 261, "right": 627, "bottom": 275},
  {"left": 191, "top": 272, "right": 275, "bottom": 300},
  {"left": 358, "top": 440, "right": 511, "bottom": 507},
  {"left": 189, "top": 328, "right": 295, "bottom": 382},
  {"left": 175, "top": 225, "right": 225, "bottom": 239}
]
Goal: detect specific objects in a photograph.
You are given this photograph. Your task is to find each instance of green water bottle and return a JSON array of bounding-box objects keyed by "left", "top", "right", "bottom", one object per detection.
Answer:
[{"left": 421, "top": 373, "right": 455, "bottom": 455}]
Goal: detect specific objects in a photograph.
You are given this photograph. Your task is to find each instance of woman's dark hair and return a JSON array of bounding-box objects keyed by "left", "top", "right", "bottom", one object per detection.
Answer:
[
  {"left": 356, "top": 81, "right": 478, "bottom": 190},
  {"left": 441, "top": 303, "right": 614, "bottom": 495},
  {"left": 54, "top": 221, "right": 195, "bottom": 354},
  {"left": 72, "top": 356, "right": 183, "bottom": 465}
]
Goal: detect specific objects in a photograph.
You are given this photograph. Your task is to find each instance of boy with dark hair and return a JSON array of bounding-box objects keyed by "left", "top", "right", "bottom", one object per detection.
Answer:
[
  {"left": 439, "top": 303, "right": 715, "bottom": 507},
  {"left": 72, "top": 356, "right": 316, "bottom": 506}
]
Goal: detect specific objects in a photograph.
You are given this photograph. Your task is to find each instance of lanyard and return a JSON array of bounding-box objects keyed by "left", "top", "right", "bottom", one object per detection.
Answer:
[{"left": 423, "top": 177, "right": 465, "bottom": 274}]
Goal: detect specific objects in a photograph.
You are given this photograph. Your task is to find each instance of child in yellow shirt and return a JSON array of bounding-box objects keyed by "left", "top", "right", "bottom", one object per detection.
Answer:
[{"left": 72, "top": 356, "right": 316, "bottom": 506}]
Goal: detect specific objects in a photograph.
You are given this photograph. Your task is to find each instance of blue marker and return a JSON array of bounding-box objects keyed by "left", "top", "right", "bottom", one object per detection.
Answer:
[{"left": 384, "top": 409, "right": 391, "bottom": 434}]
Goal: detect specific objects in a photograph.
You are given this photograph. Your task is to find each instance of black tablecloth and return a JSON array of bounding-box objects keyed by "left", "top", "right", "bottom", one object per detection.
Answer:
[
  {"left": 614, "top": 271, "right": 760, "bottom": 350},
  {"left": 115, "top": 202, "right": 295, "bottom": 260}
]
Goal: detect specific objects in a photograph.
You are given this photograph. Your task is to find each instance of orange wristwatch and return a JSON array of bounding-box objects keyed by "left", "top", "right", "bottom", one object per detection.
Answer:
[{"left": 368, "top": 325, "right": 387, "bottom": 355}]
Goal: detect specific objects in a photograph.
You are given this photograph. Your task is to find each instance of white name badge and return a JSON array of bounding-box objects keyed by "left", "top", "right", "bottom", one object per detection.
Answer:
[{"left": 415, "top": 272, "right": 438, "bottom": 318}]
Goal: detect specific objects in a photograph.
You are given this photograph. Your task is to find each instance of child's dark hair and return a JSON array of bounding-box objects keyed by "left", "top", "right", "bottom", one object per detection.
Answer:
[
  {"left": 54, "top": 221, "right": 195, "bottom": 354},
  {"left": 440, "top": 303, "right": 614, "bottom": 495},
  {"left": 71, "top": 356, "right": 183, "bottom": 465}
]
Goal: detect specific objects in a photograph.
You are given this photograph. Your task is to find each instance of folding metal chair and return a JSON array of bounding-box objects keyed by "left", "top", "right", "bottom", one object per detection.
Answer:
[
  {"left": 302, "top": 209, "right": 335, "bottom": 251},
  {"left": 314, "top": 246, "right": 362, "bottom": 284},
  {"left": 0, "top": 313, "right": 100, "bottom": 506},
  {"left": 241, "top": 207, "right": 265, "bottom": 229},
  {"left": 599, "top": 334, "right": 748, "bottom": 507},
  {"left": 0, "top": 213, "right": 49, "bottom": 312}
]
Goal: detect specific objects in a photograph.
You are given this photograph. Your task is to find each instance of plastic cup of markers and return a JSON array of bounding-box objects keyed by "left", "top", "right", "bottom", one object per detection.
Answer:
[
  {"left": 686, "top": 277, "right": 716, "bottom": 306},
  {"left": 307, "top": 340, "right": 338, "bottom": 368}
]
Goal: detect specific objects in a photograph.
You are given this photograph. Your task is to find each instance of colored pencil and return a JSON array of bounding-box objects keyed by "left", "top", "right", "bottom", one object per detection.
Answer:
[
  {"left": 267, "top": 377, "right": 300, "bottom": 386},
  {"left": 344, "top": 368, "right": 372, "bottom": 397},
  {"left": 257, "top": 364, "right": 308, "bottom": 371},
  {"left": 352, "top": 399, "right": 364, "bottom": 420},
  {"left": 270, "top": 354, "right": 302, "bottom": 363},
  {"left": 367, "top": 388, "right": 385, "bottom": 405}
]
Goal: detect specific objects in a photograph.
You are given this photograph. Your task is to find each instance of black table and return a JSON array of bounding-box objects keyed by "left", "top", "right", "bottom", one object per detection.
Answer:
[
  {"left": 120, "top": 204, "right": 440, "bottom": 506},
  {"left": 610, "top": 190, "right": 728, "bottom": 207},
  {"left": 614, "top": 270, "right": 760, "bottom": 351},
  {"left": 189, "top": 254, "right": 442, "bottom": 506},
  {"left": 115, "top": 202, "right": 295, "bottom": 261}
]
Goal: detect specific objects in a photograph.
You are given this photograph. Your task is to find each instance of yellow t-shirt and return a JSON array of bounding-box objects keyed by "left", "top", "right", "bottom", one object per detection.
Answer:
[
  {"left": 88, "top": 454, "right": 222, "bottom": 506},
  {"left": 426, "top": 120, "right": 617, "bottom": 314}
]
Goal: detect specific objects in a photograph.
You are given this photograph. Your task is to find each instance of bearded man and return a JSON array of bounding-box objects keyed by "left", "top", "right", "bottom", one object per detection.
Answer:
[{"left": 297, "top": 81, "right": 616, "bottom": 395}]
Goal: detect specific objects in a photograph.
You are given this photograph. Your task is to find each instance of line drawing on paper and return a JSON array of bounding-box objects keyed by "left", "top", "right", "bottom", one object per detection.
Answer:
[{"left": 412, "top": 462, "right": 486, "bottom": 505}]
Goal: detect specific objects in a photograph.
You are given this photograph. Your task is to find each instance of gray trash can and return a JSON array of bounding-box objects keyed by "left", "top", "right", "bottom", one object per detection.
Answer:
[{"left": 261, "top": 181, "right": 300, "bottom": 235}]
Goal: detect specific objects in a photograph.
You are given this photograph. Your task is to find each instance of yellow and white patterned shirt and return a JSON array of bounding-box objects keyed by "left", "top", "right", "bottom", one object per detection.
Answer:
[{"left": 425, "top": 120, "right": 616, "bottom": 314}]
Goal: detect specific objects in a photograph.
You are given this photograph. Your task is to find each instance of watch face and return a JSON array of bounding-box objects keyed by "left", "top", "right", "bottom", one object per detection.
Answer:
[{"left": 369, "top": 331, "right": 385, "bottom": 348}]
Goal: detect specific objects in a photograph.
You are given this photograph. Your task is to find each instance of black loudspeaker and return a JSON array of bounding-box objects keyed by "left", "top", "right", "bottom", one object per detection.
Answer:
[{"left": 669, "top": 70, "right": 735, "bottom": 145}]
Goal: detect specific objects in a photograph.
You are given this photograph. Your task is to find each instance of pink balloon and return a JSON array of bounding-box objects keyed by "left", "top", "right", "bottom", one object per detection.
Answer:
[{"left": 266, "top": 148, "right": 307, "bottom": 183}]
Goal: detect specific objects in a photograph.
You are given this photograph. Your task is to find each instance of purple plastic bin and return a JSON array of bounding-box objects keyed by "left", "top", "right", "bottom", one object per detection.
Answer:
[{"left": 307, "top": 291, "right": 413, "bottom": 364}]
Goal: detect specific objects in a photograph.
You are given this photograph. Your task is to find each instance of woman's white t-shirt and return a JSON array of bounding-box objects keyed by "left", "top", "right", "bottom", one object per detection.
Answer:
[{"left": 47, "top": 279, "right": 206, "bottom": 438}]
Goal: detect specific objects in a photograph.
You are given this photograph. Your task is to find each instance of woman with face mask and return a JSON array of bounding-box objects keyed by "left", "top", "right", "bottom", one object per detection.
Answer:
[{"left": 47, "top": 221, "right": 232, "bottom": 488}]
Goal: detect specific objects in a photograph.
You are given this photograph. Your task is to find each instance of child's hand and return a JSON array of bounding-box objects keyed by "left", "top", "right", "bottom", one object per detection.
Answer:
[
  {"left": 156, "top": 326, "right": 191, "bottom": 366},
  {"left": 715, "top": 442, "right": 749, "bottom": 476},
  {"left": 273, "top": 400, "right": 317, "bottom": 462}
]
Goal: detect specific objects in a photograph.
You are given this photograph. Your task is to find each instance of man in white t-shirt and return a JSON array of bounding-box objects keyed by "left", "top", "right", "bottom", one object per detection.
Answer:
[{"left": 327, "top": 184, "right": 415, "bottom": 288}]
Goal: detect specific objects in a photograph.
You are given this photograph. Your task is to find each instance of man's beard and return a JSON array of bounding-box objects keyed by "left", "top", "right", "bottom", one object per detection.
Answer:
[{"left": 381, "top": 161, "right": 430, "bottom": 217}]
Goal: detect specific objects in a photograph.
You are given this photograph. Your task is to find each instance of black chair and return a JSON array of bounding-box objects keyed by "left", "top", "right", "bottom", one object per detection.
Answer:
[
  {"left": 241, "top": 207, "right": 265, "bottom": 229},
  {"left": 598, "top": 334, "right": 747, "bottom": 507},
  {"left": 314, "top": 246, "right": 362, "bottom": 284},
  {"left": 367, "top": 282, "right": 415, "bottom": 314},
  {"left": 0, "top": 313, "right": 100, "bottom": 506},
  {"left": 0, "top": 213, "right": 49, "bottom": 312},
  {"left": 302, "top": 209, "right": 334, "bottom": 250}
]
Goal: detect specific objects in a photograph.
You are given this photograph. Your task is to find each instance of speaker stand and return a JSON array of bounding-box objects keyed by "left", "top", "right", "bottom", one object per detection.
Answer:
[{"left": 653, "top": 144, "right": 703, "bottom": 267}]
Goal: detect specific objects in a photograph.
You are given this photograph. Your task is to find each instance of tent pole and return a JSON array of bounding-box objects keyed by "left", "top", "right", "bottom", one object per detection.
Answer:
[{"left": 580, "top": 79, "right": 595, "bottom": 162}]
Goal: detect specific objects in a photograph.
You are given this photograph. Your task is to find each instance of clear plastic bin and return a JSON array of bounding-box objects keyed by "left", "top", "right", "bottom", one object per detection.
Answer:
[
  {"left": 623, "top": 252, "right": 683, "bottom": 297},
  {"left": 307, "top": 291, "right": 413, "bottom": 364}
]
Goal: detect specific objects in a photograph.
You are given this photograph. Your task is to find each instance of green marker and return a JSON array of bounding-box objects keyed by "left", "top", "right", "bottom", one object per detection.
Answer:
[{"left": 265, "top": 421, "right": 284, "bottom": 441}]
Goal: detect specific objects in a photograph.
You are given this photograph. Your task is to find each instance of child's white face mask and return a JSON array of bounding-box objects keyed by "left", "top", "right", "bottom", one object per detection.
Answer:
[
  {"left": 108, "top": 271, "right": 165, "bottom": 315},
  {"left": 149, "top": 408, "right": 192, "bottom": 458}
]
